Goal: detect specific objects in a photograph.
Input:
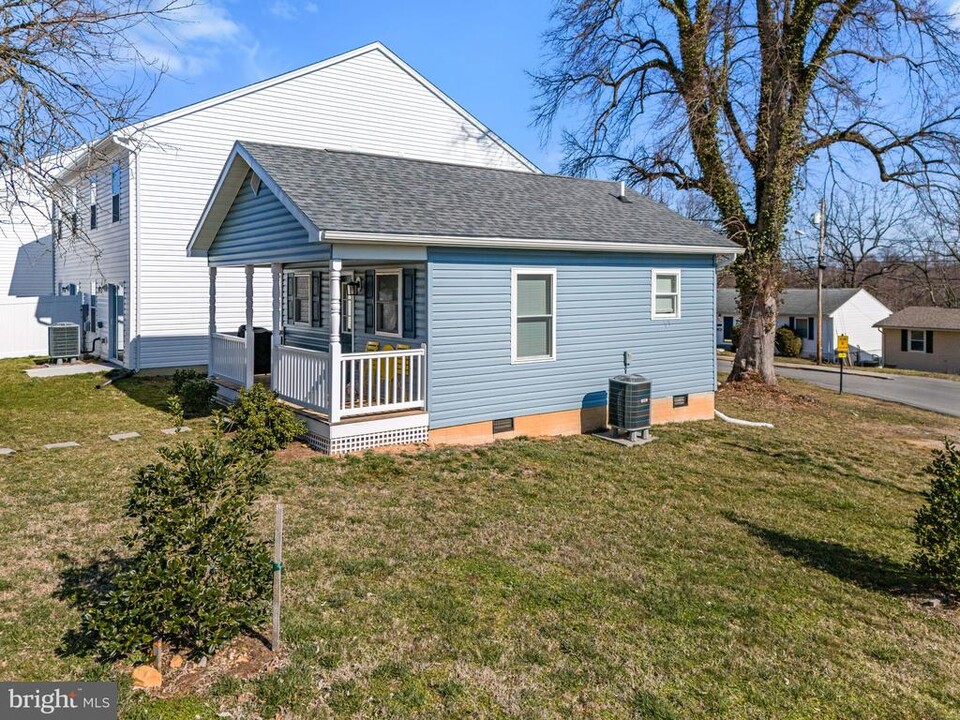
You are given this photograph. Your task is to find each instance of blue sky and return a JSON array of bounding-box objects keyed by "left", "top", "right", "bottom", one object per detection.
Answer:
[{"left": 139, "top": 0, "right": 564, "bottom": 171}]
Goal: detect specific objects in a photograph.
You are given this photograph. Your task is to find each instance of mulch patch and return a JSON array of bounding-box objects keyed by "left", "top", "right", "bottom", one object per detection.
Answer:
[{"left": 145, "top": 633, "right": 285, "bottom": 698}]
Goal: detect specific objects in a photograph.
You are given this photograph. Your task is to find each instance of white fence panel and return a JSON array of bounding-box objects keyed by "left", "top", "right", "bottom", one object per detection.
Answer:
[
  {"left": 273, "top": 345, "right": 331, "bottom": 413},
  {"left": 340, "top": 346, "right": 426, "bottom": 417},
  {"left": 210, "top": 333, "right": 246, "bottom": 385}
]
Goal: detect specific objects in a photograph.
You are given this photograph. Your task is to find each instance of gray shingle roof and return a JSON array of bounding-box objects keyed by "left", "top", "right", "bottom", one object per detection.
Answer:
[
  {"left": 874, "top": 306, "right": 960, "bottom": 331},
  {"left": 239, "top": 142, "right": 737, "bottom": 249},
  {"left": 717, "top": 288, "right": 861, "bottom": 317}
]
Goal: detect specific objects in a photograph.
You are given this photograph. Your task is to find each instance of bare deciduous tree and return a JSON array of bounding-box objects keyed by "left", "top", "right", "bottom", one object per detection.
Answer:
[
  {"left": 0, "top": 0, "right": 187, "bottom": 237},
  {"left": 534, "top": 0, "right": 960, "bottom": 383}
]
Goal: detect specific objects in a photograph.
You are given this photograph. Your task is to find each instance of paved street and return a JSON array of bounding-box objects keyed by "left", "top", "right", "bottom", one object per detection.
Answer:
[{"left": 718, "top": 359, "right": 960, "bottom": 418}]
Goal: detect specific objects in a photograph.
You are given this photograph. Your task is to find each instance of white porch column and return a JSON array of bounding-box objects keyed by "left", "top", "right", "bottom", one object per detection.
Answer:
[
  {"left": 207, "top": 266, "right": 217, "bottom": 376},
  {"left": 244, "top": 264, "right": 255, "bottom": 389},
  {"left": 271, "top": 263, "right": 282, "bottom": 393},
  {"left": 328, "top": 258, "right": 343, "bottom": 423}
]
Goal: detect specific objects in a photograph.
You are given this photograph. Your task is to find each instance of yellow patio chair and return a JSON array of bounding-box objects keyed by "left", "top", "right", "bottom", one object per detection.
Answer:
[
  {"left": 364, "top": 340, "right": 380, "bottom": 352},
  {"left": 396, "top": 343, "right": 412, "bottom": 375}
]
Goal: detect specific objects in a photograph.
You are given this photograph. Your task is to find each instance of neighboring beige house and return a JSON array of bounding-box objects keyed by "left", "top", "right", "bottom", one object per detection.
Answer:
[{"left": 875, "top": 307, "right": 960, "bottom": 374}]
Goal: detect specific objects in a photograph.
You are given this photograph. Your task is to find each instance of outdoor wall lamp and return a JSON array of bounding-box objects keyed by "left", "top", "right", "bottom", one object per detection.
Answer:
[{"left": 345, "top": 277, "right": 363, "bottom": 297}]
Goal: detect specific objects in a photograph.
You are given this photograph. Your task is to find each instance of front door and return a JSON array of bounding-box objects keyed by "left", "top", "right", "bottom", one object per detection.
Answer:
[
  {"left": 108, "top": 284, "right": 125, "bottom": 362},
  {"left": 723, "top": 315, "right": 734, "bottom": 343}
]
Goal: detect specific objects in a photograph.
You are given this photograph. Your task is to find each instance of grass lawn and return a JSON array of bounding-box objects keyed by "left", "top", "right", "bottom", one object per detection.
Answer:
[{"left": 2, "top": 357, "right": 960, "bottom": 718}]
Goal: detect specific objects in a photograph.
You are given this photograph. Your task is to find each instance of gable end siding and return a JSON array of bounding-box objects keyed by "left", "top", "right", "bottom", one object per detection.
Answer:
[
  {"left": 426, "top": 248, "right": 717, "bottom": 429},
  {"left": 208, "top": 172, "right": 320, "bottom": 265}
]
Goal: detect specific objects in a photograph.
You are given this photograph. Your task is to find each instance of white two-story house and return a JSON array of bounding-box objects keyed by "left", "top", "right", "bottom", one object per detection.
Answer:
[{"left": 42, "top": 42, "right": 536, "bottom": 369}]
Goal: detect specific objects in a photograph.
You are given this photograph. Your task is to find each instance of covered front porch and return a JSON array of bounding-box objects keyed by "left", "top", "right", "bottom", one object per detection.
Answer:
[{"left": 207, "top": 257, "right": 428, "bottom": 454}]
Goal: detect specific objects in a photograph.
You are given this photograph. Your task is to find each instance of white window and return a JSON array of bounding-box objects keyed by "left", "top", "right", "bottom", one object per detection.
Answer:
[
  {"left": 287, "top": 272, "right": 312, "bottom": 325},
  {"left": 511, "top": 268, "right": 556, "bottom": 363},
  {"left": 375, "top": 270, "right": 401, "bottom": 336},
  {"left": 909, "top": 329, "right": 926, "bottom": 352},
  {"left": 652, "top": 270, "right": 681, "bottom": 319}
]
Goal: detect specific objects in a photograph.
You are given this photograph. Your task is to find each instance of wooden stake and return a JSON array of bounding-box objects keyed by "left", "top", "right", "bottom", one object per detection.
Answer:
[
  {"left": 153, "top": 639, "right": 163, "bottom": 671},
  {"left": 272, "top": 502, "right": 284, "bottom": 653}
]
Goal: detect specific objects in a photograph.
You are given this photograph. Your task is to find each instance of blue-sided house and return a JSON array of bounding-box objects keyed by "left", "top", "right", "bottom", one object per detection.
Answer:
[{"left": 187, "top": 142, "right": 741, "bottom": 454}]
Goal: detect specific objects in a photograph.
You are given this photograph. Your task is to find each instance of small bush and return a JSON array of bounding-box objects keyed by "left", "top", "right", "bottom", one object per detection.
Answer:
[
  {"left": 914, "top": 440, "right": 960, "bottom": 590},
  {"left": 78, "top": 438, "right": 272, "bottom": 659},
  {"left": 775, "top": 326, "right": 803, "bottom": 358},
  {"left": 730, "top": 324, "right": 741, "bottom": 352},
  {"left": 229, "top": 383, "right": 306, "bottom": 455},
  {"left": 169, "top": 369, "right": 217, "bottom": 418}
]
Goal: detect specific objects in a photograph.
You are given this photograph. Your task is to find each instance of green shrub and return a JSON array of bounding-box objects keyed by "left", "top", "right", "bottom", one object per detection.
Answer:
[
  {"left": 169, "top": 369, "right": 217, "bottom": 418},
  {"left": 79, "top": 438, "right": 272, "bottom": 660},
  {"left": 914, "top": 440, "right": 960, "bottom": 590},
  {"left": 229, "top": 383, "right": 306, "bottom": 455},
  {"left": 775, "top": 325, "right": 803, "bottom": 358}
]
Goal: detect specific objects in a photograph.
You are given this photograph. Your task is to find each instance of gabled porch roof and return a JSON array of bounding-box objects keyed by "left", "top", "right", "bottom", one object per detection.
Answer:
[{"left": 188, "top": 141, "right": 742, "bottom": 259}]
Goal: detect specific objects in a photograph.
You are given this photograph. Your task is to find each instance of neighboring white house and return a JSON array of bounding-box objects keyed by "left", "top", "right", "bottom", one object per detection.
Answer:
[
  {"left": 7, "top": 42, "right": 536, "bottom": 368},
  {"left": 717, "top": 288, "right": 892, "bottom": 363},
  {"left": 0, "top": 194, "right": 83, "bottom": 359}
]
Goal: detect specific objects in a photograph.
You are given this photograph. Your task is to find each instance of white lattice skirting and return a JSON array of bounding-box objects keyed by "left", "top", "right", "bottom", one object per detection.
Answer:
[
  {"left": 300, "top": 412, "right": 430, "bottom": 456},
  {"left": 305, "top": 425, "right": 428, "bottom": 455}
]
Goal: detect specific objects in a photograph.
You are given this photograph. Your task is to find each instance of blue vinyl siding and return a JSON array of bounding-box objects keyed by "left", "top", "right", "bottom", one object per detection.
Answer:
[
  {"left": 427, "top": 248, "right": 717, "bottom": 429},
  {"left": 208, "top": 171, "right": 328, "bottom": 265}
]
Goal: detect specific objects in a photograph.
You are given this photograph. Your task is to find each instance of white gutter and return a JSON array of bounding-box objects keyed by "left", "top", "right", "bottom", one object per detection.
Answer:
[
  {"left": 111, "top": 134, "right": 142, "bottom": 371},
  {"left": 321, "top": 230, "right": 743, "bottom": 255}
]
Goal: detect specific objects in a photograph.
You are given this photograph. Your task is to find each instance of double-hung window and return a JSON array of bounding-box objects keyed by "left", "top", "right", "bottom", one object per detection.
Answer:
[
  {"left": 89, "top": 178, "right": 98, "bottom": 230},
  {"left": 111, "top": 163, "right": 121, "bottom": 222},
  {"left": 909, "top": 329, "right": 926, "bottom": 352},
  {"left": 512, "top": 268, "right": 556, "bottom": 363},
  {"left": 375, "top": 269, "right": 401, "bottom": 336},
  {"left": 652, "top": 270, "right": 681, "bottom": 319},
  {"left": 286, "top": 272, "right": 312, "bottom": 325}
]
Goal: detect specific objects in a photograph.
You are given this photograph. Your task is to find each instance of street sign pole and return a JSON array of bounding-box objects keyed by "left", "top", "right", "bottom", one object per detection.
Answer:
[{"left": 837, "top": 334, "right": 849, "bottom": 395}]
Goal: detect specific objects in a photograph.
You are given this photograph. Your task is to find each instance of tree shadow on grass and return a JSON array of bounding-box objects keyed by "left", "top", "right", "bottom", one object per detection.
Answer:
[
  {"left": 109, "top": 374, "right": 174, "bottom": 414},
  {"left": 725, "top": 513, "right": 927, "bottom": 596},
  {"left": 52, "top": 550, "right": 130, "bottom": 659}
]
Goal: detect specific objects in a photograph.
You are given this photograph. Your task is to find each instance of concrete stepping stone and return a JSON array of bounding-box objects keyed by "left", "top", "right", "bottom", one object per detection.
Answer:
[
  {"left": 161, "top": 427, "right": 192, "bottom": 435},
  {"left": 0, "top": 448, "right": 15, "bottom": 456},
  {"left": 109, "top": 432, "right": 141, "bottom": 441},
  {"left": 44, "top": 441, "right": 80, "bottom": 450}
]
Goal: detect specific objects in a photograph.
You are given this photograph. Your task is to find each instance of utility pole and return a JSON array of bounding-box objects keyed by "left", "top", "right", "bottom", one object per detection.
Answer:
[{"left": 815, "top": 197, "right": 826, "bottom": 365}]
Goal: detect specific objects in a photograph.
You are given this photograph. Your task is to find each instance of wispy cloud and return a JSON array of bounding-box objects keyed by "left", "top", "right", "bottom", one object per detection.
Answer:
[
  {"left": 132, "top": 2, "right": 268, "bottom": 81},
  {"left": 268, "top": 1, "right": 319, "bottom": 21}
]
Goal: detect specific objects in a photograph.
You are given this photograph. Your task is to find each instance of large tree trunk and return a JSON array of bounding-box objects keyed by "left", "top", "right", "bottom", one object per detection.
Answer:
[
  {"left": 729, "top": 274, "right": 778, "bottom": 384},
  {"left": 728, "top": 237, "right": 782, "bottom": 384}
]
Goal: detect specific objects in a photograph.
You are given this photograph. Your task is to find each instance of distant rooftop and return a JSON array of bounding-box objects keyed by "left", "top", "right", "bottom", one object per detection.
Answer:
[
  {"left": 717, "top": 288, "right": 862, "bottom": 317},
  {"left": 875, "top": 306, "right": 960, "bottom": 332}
]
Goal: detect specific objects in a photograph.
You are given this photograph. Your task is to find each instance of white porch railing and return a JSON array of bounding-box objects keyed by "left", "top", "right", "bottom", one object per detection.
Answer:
[
  {"left": 340, "top": 346, "right": 426, "bottom": 417},
  {"left": 273, "top": 345, "right": 331, "bottom": 413},
  {"left": 210, "top": 333, "right": 246, "bottom": 385}
]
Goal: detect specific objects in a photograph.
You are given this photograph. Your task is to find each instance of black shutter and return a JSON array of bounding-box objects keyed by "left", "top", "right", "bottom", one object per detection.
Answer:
[
  {"left": 808, "top": 317, "right": 815, "bottom": 340},
  {"left": 402, "top": 268, "right": 416, "bottom": 338},
  {"left": 926, "top": 330, "right": 934, "bottom": 354},
  {"left": 901, "top": 329, "right": 908, "bottom": 352},
  {"left": 788, "top": 316, "right": 795, "bottom": 331},
  {"left": 364, "top": 269, "right": 375, "bottom": 333},
  {"left": 285, "top": 274, "right": 295, "bottom": 324},
  {"left": 311, "top": 271, "right": 323, "bottom": 327}
]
